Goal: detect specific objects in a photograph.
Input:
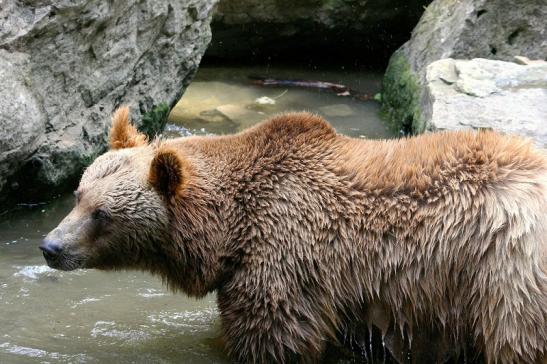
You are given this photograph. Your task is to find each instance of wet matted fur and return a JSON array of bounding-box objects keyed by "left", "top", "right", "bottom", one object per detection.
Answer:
[{"left": 44, "top": 108, "right": 547, "bottom": 363}]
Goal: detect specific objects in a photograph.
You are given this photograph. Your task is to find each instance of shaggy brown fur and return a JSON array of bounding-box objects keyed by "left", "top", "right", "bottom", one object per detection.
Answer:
[
  {"left": 109, "top": 106, "right": 147, "bottom": 149},
  {"left": 43, "top": 110, "right": 547, "bottom": 364}
]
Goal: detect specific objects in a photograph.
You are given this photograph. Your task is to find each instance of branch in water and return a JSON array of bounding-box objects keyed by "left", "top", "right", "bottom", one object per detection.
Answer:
[{"left": 249, "top": 76, "right": 373, "bottom": 101}]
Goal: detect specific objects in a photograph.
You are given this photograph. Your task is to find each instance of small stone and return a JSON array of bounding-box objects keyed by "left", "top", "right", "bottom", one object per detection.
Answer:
[{"left": 255, "top": 96, "right": 276, "bottom": 105}]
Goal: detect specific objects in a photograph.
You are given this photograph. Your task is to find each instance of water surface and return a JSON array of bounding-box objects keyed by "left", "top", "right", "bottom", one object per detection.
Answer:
[{"left": 168, "top": 65, "right": 393, "bottom": 139}]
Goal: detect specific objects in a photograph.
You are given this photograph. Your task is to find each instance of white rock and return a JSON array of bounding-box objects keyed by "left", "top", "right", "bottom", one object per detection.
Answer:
[
  {"left": 254, "top": 96, "right": 276, "bottom": 105},
  {"left": 424, "top": 58, "right": 547, "bottom": 147}
]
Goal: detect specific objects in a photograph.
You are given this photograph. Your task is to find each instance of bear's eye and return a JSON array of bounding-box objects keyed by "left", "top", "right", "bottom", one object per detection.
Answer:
[{"left": 91, "top": 208, "right": 110, "bottom": 221}]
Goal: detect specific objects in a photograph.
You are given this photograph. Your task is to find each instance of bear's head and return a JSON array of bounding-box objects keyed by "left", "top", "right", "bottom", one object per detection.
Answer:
[{"left": 40, "top": 107, "right": 191, "bottom": 271}]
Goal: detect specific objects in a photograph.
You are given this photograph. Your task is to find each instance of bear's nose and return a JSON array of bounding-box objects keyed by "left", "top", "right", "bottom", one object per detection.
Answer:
[{"left": 39, "top": 239, "right": 63, "bottom": 260}]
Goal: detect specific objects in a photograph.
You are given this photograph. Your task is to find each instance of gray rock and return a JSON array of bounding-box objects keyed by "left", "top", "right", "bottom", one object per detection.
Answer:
[
  {"left": 382, "top": 0, "right": 546, "bottom": 133},
  {"left": 0, "top": 0, "right": 217, "bottom": 204},
  {"left": 424, "top": 58, "right": 547, "bottom": 147},
  {"left": 0, "top": 51, "right": 45, "bottom": 193}
]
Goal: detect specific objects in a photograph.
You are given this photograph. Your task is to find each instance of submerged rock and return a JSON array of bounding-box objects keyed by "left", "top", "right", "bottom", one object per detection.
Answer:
[
  {"left": 318, "top": 104, "right": 355, "bottom": 118},
  {"left": 216, "top": 104, "right": 264, "bottom": 127},
  {"left": 425, "top": 58, "right": 547, "bottom": 147},
  {"left": 381, "top": 0, "right": 546, "bottom": 134},
  {"left": 0, "top": 0, "right": 217, "bottom": 205}
]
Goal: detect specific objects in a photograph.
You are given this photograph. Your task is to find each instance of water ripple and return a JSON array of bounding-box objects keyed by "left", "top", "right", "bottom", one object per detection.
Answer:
[
  {"left": 0, "top": 342, "right": 88, "bottom": 362},
  {"left": 13, "top": 265, "right": 55, "bottom": 280}
]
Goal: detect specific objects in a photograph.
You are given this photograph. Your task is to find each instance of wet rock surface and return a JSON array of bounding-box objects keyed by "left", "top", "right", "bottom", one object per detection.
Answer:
[
  {"left": 381, "top": 0, "right": 547, "bottom": 134},
  {"left": 424, "top": 58, "right": 547, "bottom": 147},
  {"left": 0, "top": 0, "right": 217, "bottom": 205}
]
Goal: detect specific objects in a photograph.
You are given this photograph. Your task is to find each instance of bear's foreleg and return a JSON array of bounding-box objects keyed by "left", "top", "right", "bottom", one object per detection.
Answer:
[
  {"left": 217, "top": 266, "right": 334, "bottom": 363},
  {"left": 473, "top": 246, "right": 547, "bottom": 363}
]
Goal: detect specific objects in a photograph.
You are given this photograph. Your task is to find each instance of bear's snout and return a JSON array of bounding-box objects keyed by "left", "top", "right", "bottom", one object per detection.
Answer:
[
  {"left": 40, "top": 226, "right": 82, "bottom": 271},
  {"left": 39, "top": 238, "right": 63, "bottom": 261}
]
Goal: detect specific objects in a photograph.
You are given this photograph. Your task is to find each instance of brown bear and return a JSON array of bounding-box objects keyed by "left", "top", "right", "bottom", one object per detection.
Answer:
[{"left": 41, "top": 107, "right": 547, "bottom": 364}]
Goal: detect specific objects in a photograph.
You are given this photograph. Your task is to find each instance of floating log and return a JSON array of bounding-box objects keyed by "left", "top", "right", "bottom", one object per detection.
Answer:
[{"left": 249, "top": 76, "right": 373, "bottom": 101}]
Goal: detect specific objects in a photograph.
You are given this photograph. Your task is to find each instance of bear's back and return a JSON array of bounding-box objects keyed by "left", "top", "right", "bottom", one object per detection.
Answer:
[{"left": 333, "top": 130, "right": 547, "bottom": 198}]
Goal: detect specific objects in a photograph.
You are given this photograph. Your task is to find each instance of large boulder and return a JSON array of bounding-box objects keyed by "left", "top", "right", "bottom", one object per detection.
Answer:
[
  {"left": 425, "top": 58, "right": 547, "bottom": 147},
  {"left": 381, "top": 0, "right": 546, "bottom": 134},
  {"left": 207, "top": 0, "right": 431, "bottom": 64},
  {"left": 0, "top": 52, "right": 46, "bottom": 197},
  {"left": 0, "top": 0, "right": 217, "bottom": 205}
]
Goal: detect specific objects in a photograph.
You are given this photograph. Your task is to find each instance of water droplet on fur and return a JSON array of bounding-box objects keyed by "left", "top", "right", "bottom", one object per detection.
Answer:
[
  {"left": 407, "top": 329, "right": 413, "bottom": 352},
  {"left": 381, "top": 335, "right": 386, "bottom": 364},
  {"left": 361, "top": 341, "right": 369, "bottom": 362},
  {"left": 368, "top": 324, "right": 373, "bottom": 362}
]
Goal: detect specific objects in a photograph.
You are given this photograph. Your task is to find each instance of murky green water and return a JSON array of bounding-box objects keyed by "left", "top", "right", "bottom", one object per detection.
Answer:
[
  {"left": 0, "top": 66, "right": 393, "bottom": 363},
  {"left": 168, "top": 65, "right": 393, "bottom": 139}
]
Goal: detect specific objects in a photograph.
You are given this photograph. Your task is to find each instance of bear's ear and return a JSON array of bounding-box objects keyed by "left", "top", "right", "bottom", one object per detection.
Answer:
[
  {"left": 109, "top": 106, "right": 148, "bottom": 149},
  {"left": 149, "top": 147, "right": 189, "bottom": 198}
]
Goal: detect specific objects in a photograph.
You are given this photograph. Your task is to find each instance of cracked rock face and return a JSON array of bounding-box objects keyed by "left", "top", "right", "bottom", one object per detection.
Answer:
[
  {"left": 424, "top": 58, "right": 547, "bottom": 147},
  {"left": 0, "top": 0, "right": 217, "bottom": 205}
]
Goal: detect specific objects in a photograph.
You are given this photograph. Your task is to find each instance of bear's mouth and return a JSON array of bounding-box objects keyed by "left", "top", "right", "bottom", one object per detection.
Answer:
[{"left": 43, "top": 252, "right": 84, "bottom": 271}]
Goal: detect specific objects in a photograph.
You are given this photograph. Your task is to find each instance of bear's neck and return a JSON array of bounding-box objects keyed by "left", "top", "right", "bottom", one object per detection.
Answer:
[
  {"left": 156, "top": 170, "right": 227, "bottom": 297},
  {"left": 155, "top": 120, "right": 338, "bottom": 296}
]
